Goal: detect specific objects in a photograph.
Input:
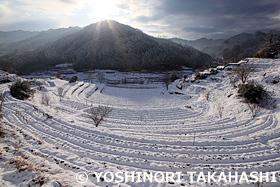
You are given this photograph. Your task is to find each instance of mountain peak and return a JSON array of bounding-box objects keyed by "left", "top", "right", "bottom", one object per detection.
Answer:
[{"left": 6, "top": 20, "right": 212, "bottom": 74}]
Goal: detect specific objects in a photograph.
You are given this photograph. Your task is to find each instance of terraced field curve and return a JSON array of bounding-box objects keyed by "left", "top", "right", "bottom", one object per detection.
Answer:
[{"left": 2, "top": 59, "right": 280, "bottom": 186}]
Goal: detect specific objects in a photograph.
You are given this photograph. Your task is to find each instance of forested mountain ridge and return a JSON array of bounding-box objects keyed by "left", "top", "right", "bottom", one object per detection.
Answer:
[
  {"left": 0, "top": 27, "right": 82, "bottom": 57},
  {"left": 5, "top": 20, "right": 212, "bottom": 74},
  {"left": 0, "top": 30, "right": 39, "bottom": 44},
  {"left": 171, "top": 37, "right": 224, "bottom": 57},
  {"left": 171, "top": 31, "right": 280, "bottom": 62}
]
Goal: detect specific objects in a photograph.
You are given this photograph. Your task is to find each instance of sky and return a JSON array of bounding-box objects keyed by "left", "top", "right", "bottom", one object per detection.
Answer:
[{"left": 0, "top": 0, "right": 280, "bottom": 40}]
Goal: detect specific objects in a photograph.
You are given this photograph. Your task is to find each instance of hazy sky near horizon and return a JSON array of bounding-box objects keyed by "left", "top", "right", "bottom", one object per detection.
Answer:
[{"left": 0, "top": 0, "right": 280, "bottom": 40}]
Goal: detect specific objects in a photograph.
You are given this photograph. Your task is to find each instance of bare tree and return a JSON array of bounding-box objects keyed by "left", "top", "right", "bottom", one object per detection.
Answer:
[
  {"left": 87, "top": 105, "right": 112, "bottom": 127},
  {"left": 41, "top": 93, "right": 50, "bottom": 106},
  {"left": 255, "top": 181, "right": 263, "bottom": 187},
  {"left": 97, "top": 72, "right": 105, "bottom": 83},
  {"left": 202, "top": 90, "right": 211, "bottom": 101},
  {"left": 232, "top": 62, "right": 256, "bottom": 84},
  {"left": 55, "top": 72, "right": 61, "bottom": 79},
  {"left": 217, "top": 102, "right": 223, "bottom": 118},
  {"left": 88, "top": 71, "right": 93, "bottom": 83},
  {"left": 0, "top": 92, "right": 5, "bottom": 137},
  {"left": 0, "top": 92, "right": 5, "bottom": 119},
  {"left": 193, "top": 131, "right": 196, "bottom": 146},
  {"left": 139, "top": 111, "right": 144, "bottom": 121},
  {"left": 57, "top": 87, "right": 65, "bottom": 101},
  {"left": 247, "top": 103, "right": 261, "bottom": 119},
  {"left": 163, "top": 72, "right": 171, "bottom": 90}
]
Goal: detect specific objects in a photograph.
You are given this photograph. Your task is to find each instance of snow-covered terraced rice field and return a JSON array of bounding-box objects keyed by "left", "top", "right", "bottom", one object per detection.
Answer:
[{"left": 2, "top": 58, "right": 280, "bottom": 186}]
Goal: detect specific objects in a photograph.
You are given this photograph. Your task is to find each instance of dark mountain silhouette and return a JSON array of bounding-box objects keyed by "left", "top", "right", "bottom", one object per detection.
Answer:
[
  {"left": 171, "top": 31, "right": 280, "bottom": 62},
  {"left": 5, "top": 20, "right": 212, "bottom": 74},
  {"left": 0, "top": 30, "right": 39, "bottom": 45},
  {"left": 171, "top": 37, "right": 224, "bottom": 58},
  {"left": 0, "top": 27, "right": 81, "bottom": 56}
]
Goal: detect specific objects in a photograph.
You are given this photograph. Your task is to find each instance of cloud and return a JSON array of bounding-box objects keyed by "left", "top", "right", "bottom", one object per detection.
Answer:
[
  {"left": 59, "top": 0, "right": 77, "bottom": 3},
  {"left": 0, "top": 19, "right": 61, "bottom": 31},
  {"left": 15, "top": 0, "right": 85, "bottom": 16},
  {"left": 182, "top": 27, "right": 219, "bottom": 34},
  {"left": 145, "top": 0, "right": 280, "bottom": 39},
  {"left": 0, "top": 0, "right": 87, "bottom": 31},
  {"left": 126, "top": 0, "right": 280, "bottom": 39},
  {"left": 116, "top": 3, "right": 129, "bottom": 10},
  {"left": 0, "top": 4, "right": 15, "bottom": 24},
  {"left": 0, "top": 0, "right": 280, "bottom": 39}
]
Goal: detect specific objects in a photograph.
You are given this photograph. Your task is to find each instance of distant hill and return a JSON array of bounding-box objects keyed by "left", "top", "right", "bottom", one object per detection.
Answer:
[
  {"left": 0, "top": 30, "right": 39, "bottom": 45},
  {"left": 171, "top": 31, "right": 280, "bottom": 62},
  {"left": 0, "top": 27, "right": 82, "bottom": 56},
  {"left": 5, "top": 20, "right": 212, "bottom": 74},
  {"left": 171, "top": 37, "right": 224, "bottom": 57}
]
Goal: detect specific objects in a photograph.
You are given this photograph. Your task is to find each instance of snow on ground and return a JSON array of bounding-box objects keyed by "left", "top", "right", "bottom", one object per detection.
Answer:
[{"left": 0, "top": 58, "right": 280, "bottom": 186}]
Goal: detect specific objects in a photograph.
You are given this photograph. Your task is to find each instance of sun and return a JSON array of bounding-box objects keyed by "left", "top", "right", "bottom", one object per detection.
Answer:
[{"left": 90, "top": 0, "right": 119, "bottom": 20}]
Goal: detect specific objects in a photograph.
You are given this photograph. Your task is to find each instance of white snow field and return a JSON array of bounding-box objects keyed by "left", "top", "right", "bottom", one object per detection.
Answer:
[{"left": 0, "top": 58, "right": 280, "bottom": 186}]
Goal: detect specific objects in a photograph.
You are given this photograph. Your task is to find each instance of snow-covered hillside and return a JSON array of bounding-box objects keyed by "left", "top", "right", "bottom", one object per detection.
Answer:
[
  {"left": 0, "top": 58, "right": 280, "bottom": 186},
  {"left": 171, "top": 31, "right": 280, "bottom": 60},
  {"left": 8, "top": 20, "right": 212, "bottom": 74}
]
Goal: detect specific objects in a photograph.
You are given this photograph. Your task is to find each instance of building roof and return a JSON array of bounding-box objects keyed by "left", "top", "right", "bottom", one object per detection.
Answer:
[{"left": 55, "top": 63, "right": 73, "bottom": 68}]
